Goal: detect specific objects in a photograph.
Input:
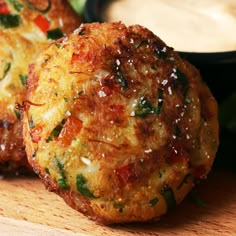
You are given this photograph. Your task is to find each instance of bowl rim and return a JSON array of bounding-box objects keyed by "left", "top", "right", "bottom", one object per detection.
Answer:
[
  {"left": 83, "top": 0, "right": 102, "bottom": 23},
  {"left": 83, "top": 0, "right": 236, "bottom": 65},
  {"left": 178, "top": 51, "right": 236, "bottom": 65}
]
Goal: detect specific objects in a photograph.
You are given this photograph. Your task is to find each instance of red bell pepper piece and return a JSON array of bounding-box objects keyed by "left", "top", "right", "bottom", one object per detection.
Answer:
[
  {"left": 33, "top": 14, "right": 50, "bottom": 33},
  {"left": 115, "top": 163, "right": 138, "bottom": 185},
  {"left": 0, "top": 2, "right": 10, "bottom": 14},
  {"left": 31, "top": 126, "right": 43, "bottom": 143},
  {"left": 58, "top": 115, "right": 83, "bottom": 146}
]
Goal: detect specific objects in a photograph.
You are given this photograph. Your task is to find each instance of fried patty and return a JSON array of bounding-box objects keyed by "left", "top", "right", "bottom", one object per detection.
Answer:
[
  {"left": 23, "top": 22, "right": 219, "bottom": 224},
  {"left": 0, "top": 0, "right": 81, "bottom": 174}
]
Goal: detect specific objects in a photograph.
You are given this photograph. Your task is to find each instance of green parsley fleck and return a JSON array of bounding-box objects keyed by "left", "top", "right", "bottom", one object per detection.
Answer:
[
  {"left": 14, "top": 109, "right": 21, "bottom": 120},
  {"left": 161, "top": 185, "right": 176, "bottom": 211},
  {"left": 55, "top": 43, "right": 61, "bottom": 49},
  {"left": 116, "top": 69, "right": 128, "bottom": 91},
  {"left": 156, "top": 88, "right": 163, "bottom": 115},
  {"left": 184, "top": 97, "right": 191, "bottom": 104},
  {"left": 79, "top": 29, "right": 85, "bottom": 35},
  {"left": 47, "top": 28, "right": 64, "bottom": 40},
  {"left": 45, "top": 167, "right": 50, "bottom": 175},
  {"left": 177, "top": 173, "right": 191, "bottom": 190},
  {"left": 77, "top": 90, "right": 83, "bottom": 96},
  {"left": 154, "top": 47, "right": 167, "bottom": 59},
  {"left": 173, "top": 68, "right": 188, "bottom": 90},
  {"left": 46, "top": 119, "right": 65, "bottom": 142},
  {"left": 19, "top": 74, "right": 27, "bottom": 86},
  {"left": 175, "top": 125, "right": 182, "bottom": 138},
  {"left": 1, "top": 62, "right": 11, "bottom": 80},
  {"left": 56, "top": 159, "right": 69, "bottom": 189},
  {"left": 135, "top": 40, "right": 148, "bottom": 49},
  {"left": 29, "top": 117, "right": 35, "bottom": 129},
  {"left": 0, "top": 14, "right": 21, "bottom": 28},
  {"left": 7, "top": 0, "right": 23, "bottom": 11},
  {"left": 113, "top": 202, "right": 125, "bottom": 213},
  {"left": 135, "top": 96, "right": 155, "bottom": 118},
  {"left": 149, "top": 197, "right": 159, "bottom": 206},
  {"left": 76, "top": 174, "right": 95, "bottom": 198}
]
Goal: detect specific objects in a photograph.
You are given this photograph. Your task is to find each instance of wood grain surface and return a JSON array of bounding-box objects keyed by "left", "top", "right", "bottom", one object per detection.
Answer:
[{"left": 0, "top": 167, "right": 235, "bottom": 236}]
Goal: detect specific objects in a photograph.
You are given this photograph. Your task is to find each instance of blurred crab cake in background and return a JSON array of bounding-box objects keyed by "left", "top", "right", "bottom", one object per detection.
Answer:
[
  {"left": 0, "top": 0, "right": 82, "bottom": 174},
  {"left": 23, "top": 22, "right": 219, "bottom": 224}
]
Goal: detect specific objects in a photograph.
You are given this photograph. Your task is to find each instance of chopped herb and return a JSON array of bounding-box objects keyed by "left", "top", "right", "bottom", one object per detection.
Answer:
[
  {"left": 190, "top": 190, "right": 207, "bottom": 207},
  {"left": 136, "top": 40, "right": 148, "bottom": 49},
  {"left": 177, "top": 173, "right": 191, "bottom": 190},
  {"left": 77, "top": 90, "right": 83, "bottom": 96},
  {"left": 25, "top": 0, "right": 51, "bottom": 14},
  {"left": 32, "top": 151, "right": 37, "bottom": 158},
  {"left": 45, "top": 167, "right": 50, "bottom": 175},
  {"left": 58, "top": 177, "right": 68, "bottom": 189},
  {"left": 135, "top": 96, "right": 155, "bottom": 118},
  {"left": 14, "top": 109, "right": 21, "bottom": 120},
  {"left": 19, "top": 74, "right": 27, "bottom": 86},
  {"left": 29, "top": 117, "right": 35, "bottom": 129},
  {"left": 151, "top": 65, "right": 157, "bottom": 70},
  {"left": 7, "top": 0, "right": 23, "bottom": 11},
  {"left": 135, "top": 89, "right": 164, "bottom": 118},
  {"left": 173, "top": 68, "right": 188, "bottom": 90},
  {"left": 161, "top": 185, "right": 176, "bottom": 211},
  {"left": 113, "top": 202, "right": 125, "bottom": 213},
  {"left": 63, "top": 97, "right": 68, "bottom": 102},
  {"left": 184, "top": 97, "right": 191, "bottom": 104},
  {"left": 56, "top": 159, "right": 69, "bottom": 189},
  {"left": 47, "top": 28, "right": 64, "bottom": 40},
  {"left": 76, "top": 174, "right": 95, "bottom": 198},
  {"left": 0, "top": 14, "right": 21, "bottom": 28},
  {"left": 1, "top": 62, "right": 11, "bottom": 80},
  {"left": 4, "top": 62, "right": 11, "bottom": 74},
  {"left": 149, "top": 197, "right": 159, "bottom": 206},
  {"left": 55, "top": 43, "right": 61, "bottom": 49},
  {"left": 43, "top": 57, "right": 50, "bottom": 64},
  {"left": 155, "top": 47, "right": 167, "bottom": 59},
  {"left": 78, "top": 29, "right": 85, "bottom": 35},
  {"left": 46, "top": 119, "right": 65, "bottom": 142},
  {"left": 159, "top": 169, "right": 166, "bottom": 178},
  {"left": 54, "top": 91, "right": 58, "bottom": 96},
  {"left": 156, "top": 88, "right": 163, "bottom": 115},
  {"left": 116, "top": 70, "right": 128, "bottom": 91},
  {"left": 175, "top": 125, "right": 182, "bottom": 138}
]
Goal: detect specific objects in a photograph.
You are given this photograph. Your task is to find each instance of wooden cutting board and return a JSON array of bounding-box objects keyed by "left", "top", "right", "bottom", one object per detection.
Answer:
[{"left": 0, "top": 167, "right": 235, "bottom": 236}]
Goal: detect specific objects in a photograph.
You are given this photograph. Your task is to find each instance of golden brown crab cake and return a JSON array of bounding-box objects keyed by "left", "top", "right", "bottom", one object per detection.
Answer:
[
  {"left": 23, "top": 22, "right": 219, "bottom": 224},
  {"left": 0, "top": 0, "right": 82, "bottom": 174}
]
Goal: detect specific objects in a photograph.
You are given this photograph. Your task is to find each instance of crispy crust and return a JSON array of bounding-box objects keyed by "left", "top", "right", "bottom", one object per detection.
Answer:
[
  {"left": 23, "top": 22, "right": 219, "bottom": 223},
  {"left": 0, "top": 0, "right": 82, "bottom": 174}
]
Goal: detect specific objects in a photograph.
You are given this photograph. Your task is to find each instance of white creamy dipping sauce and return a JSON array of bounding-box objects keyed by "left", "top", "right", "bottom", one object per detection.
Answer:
[{"left": 102, "top": 0, "right": 236, "bottom": 52}]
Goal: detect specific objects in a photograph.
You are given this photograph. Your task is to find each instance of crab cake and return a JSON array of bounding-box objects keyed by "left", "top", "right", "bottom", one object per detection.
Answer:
[
  {"left": 0, "top": 0, "right": 81, "bottom": 174},
  {"left": 23, "top": 22, "right": 219, "bottom": 224}
]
